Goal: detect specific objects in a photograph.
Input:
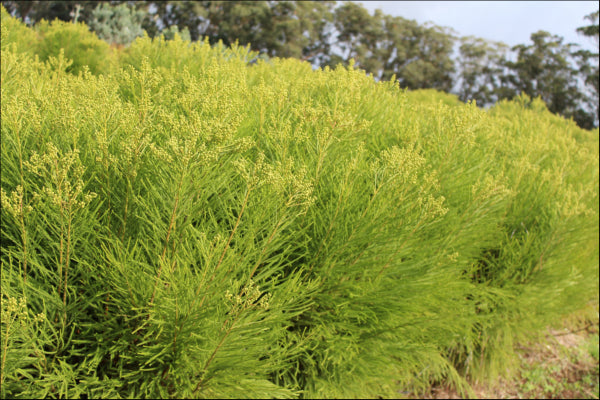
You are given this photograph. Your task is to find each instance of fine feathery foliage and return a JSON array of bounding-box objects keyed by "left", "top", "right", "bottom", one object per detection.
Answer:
[{"left": 1, "top": 10, "right": 598, "bottom": 399}]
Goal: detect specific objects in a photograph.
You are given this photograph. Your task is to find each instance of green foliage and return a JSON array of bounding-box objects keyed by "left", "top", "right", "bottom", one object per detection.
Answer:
[
  {"left": 87, "top": 2, "right": 145, "bottom": 47},
  {"left": 2, "top": 2, "right": 598, "bottom": 128},
  {"left": 119, "top": 33, "right": 255, "bottom": 80},
  {"left": 34, "top": 17, "right": 115, "bottom": 75},
  {"left": 1, "top": 10, "right": 598, "bottom": 399},
  {"left": 577, "top": 10, "right": 599, "bottom": 46},
  {"left": 0, "top": 4, "right": 38, "bottom": 54}
]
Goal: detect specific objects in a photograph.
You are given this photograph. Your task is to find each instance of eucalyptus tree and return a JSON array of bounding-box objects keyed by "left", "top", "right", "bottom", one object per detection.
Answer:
[
  {"left": 577, "top": 10, "right": 599, "bottom": 46},
  {"left": 575, "top": 10, "right": 599, "bottom": 127},
  {"left": 393, "top": 20, "right": 457, "bottom": 92},
  {"left": 455, "top": 36, "right": 510, "bottom": 107},
  {"left": 286, "top": 0, "right": 336, "bottom": 65},
  {"left": 503, "top": 30, "right": 595, "bottom": 128},
  {"left": 141, "top": 0, "right": 336, "bottom": 62},
  {"left": 332, "top": 2, "right": 457, "bottom": 91},
  {"left": 332, "top": 1, "right": 385, "bottom": 74}
]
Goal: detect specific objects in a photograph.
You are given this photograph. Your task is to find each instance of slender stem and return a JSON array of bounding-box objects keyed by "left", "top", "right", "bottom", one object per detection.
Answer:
[
  {"left": 248, "top": 217, "right": 284, "bottom": 281},
  {"left": 312, "top": 161, "right": 355, "bottom": 263},
  {"left": 533, "top": 226, "right": 559, "bottom": 274},
  {"left": 19, "top": 203, "right": 28, "bottom": 283},
  {"left": 553, "top": 323, "right": 594, "bottom": 336},
  {"left": 216, "top": 188, "right": 250, "bottom": 274},
  {"left": 171, "top": 292, "right": 180, "bottom": 367},
  {"left": 192, "top": 310, "right": 242, "bottom": 395},
  {"left": 149, "top": 168, "right": 185, "bottom": 306},
  {"left": 173, "top": 186, "right": 252, "bottom": 353},
  {"left": 169, "top": 233, "right": 181, "bottom": 273},
  {"left": 58, "top": 207, "right": 64, "bottom": 301},
  {"left": 101, "top": 130, "right": 113, "bottom": 315},
  {"left": 63, "top": 209, "right": 72, "bottom": 315},
  {"left": 120, "top": 180, "right": 131, "bottom": 242},
  {"left": 0, "top": 318, "right": 13, "bottom": 390},
  {"left": 15, "top": 124, "right": 28, "bottom": 282},
  {"left": 161, "top": 175, "right": 184, "bottom": 261},
  {"left": 122, "top": 263, "right": 138, "bottom": 309},
  {"left": 195, "top": 186, "right": 251, "bottom": 301},
  {"left": 105, "top": 167, "right": 112, "bottom": 234},
  {"left": 376, "top": 220, "right": 423, "bottom": 279},
  {"left": 310, "top": 185, "right": 381, "bottom": 276},
  {"left": 168, "top": 213, "right": 189, "bottom": 275}
]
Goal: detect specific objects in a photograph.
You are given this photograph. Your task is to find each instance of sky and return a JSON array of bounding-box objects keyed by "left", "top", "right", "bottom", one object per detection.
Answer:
[{"left": 355, "top": 1, "right": 598, "bottom": 52}]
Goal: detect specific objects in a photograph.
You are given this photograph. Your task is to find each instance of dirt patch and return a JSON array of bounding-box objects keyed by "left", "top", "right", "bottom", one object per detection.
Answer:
[{"left": 413, "top": 323, "right": 599, "bottom": 399}]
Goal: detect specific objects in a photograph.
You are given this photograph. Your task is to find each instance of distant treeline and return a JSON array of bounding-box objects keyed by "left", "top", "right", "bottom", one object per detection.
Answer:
[{"left": 2, "top": 0, "right": 599, "bottom": 129}]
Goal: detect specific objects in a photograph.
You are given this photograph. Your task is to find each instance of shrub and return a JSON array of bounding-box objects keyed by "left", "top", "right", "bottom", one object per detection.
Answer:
[
  {"left": 35, "top": 17, "right": 115, "bottom": 75},
  {"left": 1, "top": 11, "right": 598, "bottom": 399},
  {"left": 0, "top": 6, "right": 38, "bottom": 55}
]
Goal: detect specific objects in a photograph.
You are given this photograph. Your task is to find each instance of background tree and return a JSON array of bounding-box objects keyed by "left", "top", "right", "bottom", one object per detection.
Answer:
[
  {"left": 195, "top": 1, "right": 336, "bottom": 61},
  {"left": 502, "top": 31, "right": 591, "bottom": 127},
  {"left": 455, "top": 36, "right": 510, "bottom": 107},
  {"left": 138, "top": 1, "right": 205, "bottom": 41},
  {"left": 576, "top": 10, "right": 599, "bottom": 47},
  {"left": 1, "top": 1, "right": 108, "bottom": 25},
  {"left": 269, "top": 0, "right": 336, "bottom": 62},
  {"left": 87, "top": 2, "right": 145, "bottom": 47},
  {"left": 332, "top": 3, "right": 456, "bottom": 91},
  {"left": 574, "top": 10, "right": 599, "bottom": 127},
  {"left": 332, "top": 2, "right": 385, "bottom": 75},
  {"left": 395, "top": 21, "right": 456, "bottom": 92},
  {"left": 294, "top": 0, "right": 336, "bottom": 66},
  {"left": 193, "top": 1, "right": 271, "bottom": 50}
]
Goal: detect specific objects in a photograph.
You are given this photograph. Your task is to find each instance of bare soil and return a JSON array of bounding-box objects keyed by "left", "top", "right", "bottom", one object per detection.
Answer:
[{"left": 414, "top": 323, "right": 599, "bottom": 399}]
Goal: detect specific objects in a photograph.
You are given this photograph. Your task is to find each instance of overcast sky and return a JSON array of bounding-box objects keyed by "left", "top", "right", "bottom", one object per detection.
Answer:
[{"left": 355, "top": 1, "right": 598, "bottom": 52}]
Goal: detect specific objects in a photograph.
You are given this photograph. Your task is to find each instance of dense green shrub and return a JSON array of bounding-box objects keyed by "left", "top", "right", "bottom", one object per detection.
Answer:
[
  {"left": 34, "top": 17, "right": 116, "bottom": 75},
  {"left": 1, "top": 10, "right": 598, "bottom": 399},
  {"left": 0, "top": 6, "right": 38, "bottom": 55}
]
